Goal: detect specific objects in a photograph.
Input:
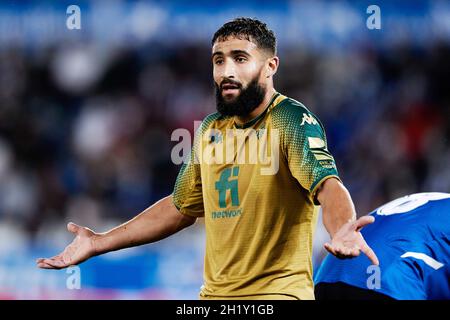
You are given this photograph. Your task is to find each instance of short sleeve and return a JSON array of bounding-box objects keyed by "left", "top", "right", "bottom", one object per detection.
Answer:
[
  {"left": 172, "top": 113, "right": 221, "bottom": 217},
  {"left": 273, "top": 103, "right": 340, "bottom": 205},
  {"left": 172, "top": 127, "right": 204, "bottom": 217},
  {"left": 172, "top": 156, "right": 204, "bottom": 217}
]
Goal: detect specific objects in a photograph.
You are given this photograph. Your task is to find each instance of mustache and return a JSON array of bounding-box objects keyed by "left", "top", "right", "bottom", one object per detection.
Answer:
[
  {"left": 215, "top": 76, "right": 266, "bottom": 118},
  {"left": 219, "top": 79, "right": 242, "bottom": 89}
]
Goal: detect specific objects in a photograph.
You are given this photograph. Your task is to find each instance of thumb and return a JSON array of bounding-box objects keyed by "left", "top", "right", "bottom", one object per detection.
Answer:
[
  {"left": 67, "top": 222, "right": 81, "bottom": 235},
  {"left": 355, "top": 215, "right": 375, "bottom": 231}
]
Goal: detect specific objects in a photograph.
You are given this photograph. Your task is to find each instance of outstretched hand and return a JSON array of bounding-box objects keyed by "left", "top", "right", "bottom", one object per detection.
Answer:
[
  {"left": 36, "top": 222, "right": 98, "bottom": 270},
  {"left": 324, "top": 215, "right": 379, "bottom": 265}
]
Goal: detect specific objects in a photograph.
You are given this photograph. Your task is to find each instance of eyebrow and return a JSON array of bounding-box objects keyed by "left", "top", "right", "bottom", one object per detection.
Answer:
[{"left": 212, "top": 50, "right": 251, "bottom": 59}]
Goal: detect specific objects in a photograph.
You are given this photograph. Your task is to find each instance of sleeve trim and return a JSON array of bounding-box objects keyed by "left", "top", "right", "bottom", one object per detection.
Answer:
[
  {"left": 310, "top": 175, "right": 341, "bottom": 205},
  {"left": 178, "top": 207, "right": 202, "bottom": 218},
  {"left": 172, "top": 176, "right": 205, "bottom": 218}
]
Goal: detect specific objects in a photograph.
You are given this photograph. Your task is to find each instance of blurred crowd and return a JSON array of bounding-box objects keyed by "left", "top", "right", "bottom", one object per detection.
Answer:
[{"left": 0, "top": 38, "right": 449, "bottom": 249}]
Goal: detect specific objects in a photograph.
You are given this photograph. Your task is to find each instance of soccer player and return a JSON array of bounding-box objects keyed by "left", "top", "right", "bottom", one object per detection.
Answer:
[
  {"left": 37, "top": 18, "right": 378, "bottom": 300},
  {"left": 315, "top": 192, "right": 450, "bottom": 300}
]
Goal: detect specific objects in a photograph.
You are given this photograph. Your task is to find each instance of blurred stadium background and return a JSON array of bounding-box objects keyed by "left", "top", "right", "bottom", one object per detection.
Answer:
[{"left": 0, "top": 0, "right": 449, "bottom": 299}]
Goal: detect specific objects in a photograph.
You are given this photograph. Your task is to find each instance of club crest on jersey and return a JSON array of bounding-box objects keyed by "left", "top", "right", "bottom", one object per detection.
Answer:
[
  {"left": 300, "top": 113, "right": 318, "bottom": 126},
  {"left": 256, "top": 127, "right": 266, "bottom": 139}
]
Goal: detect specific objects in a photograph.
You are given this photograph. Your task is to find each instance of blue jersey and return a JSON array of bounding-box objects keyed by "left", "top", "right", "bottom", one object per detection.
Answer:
[{"left": 314, "top": 193, "right": 450, "bottom": 300}]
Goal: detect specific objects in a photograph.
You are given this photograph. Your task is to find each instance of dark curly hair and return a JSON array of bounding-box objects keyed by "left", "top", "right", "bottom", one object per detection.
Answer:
[{"left": 212, "top": 17, "right": 277, "bottom": 55}]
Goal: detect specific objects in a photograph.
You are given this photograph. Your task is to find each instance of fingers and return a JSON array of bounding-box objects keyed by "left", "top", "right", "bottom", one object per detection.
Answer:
[
  {"left": 37, "top": 262, "right": 56, "bottom": 269},
  {"left": 36, "top": 256, "right": 65, "bottom": 269},
  {"left": 354, "top": 215, "right": 375, "bottom": 231},
  {"left": 36, "top": 258, "right": 53, "bottom": 269},
  {"left": 41, "top": 255, "right": 68, "bottom": 269},
  {"left": 67, "top": 222, "right": 81, "bottom": 234},
  {"left": 37, "top": 255, "right": 77, "bottom": 269},
  {"left": 337, "top": 247, "right": 360, "bottom": 257},
  {"left": 325, "top": 243, "right": 361, "bottom": 260},
  {"left": 326, "top": 241, "right": 378, "bottom": 265},
  {"left": 324, "top": 242, "right": 336, "bottom": 256},
  {"left": 36, "top": 256, "right": 60, "bottom": 264},
  {"left": 360, "top": 242, "right": 379, "bottom": 266}
]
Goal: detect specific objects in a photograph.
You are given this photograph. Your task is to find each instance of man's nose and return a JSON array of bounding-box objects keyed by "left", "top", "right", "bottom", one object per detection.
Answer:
[{"left": 223, "top": 60, "right": 236, "bottom": 79}]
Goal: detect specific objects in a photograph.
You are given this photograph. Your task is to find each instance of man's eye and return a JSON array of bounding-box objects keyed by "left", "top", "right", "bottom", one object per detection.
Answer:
[
  {"left": 214, "top": 59, "right": 223, "bottom": 65},
  {"left": 236, "top": 57, "right": 247, "bottom": 62}
]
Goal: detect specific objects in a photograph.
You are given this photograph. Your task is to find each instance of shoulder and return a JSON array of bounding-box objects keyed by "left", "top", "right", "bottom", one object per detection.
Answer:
[
  {"left": 201, "top": 112, "right": 223, "bottom": 127},
  {"left": 271, "top": 97, "right": 324, "bottom": 131}
]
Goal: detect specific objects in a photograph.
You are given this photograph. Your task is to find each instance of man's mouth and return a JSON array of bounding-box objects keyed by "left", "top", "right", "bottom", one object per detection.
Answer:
[{"left": 221, "top": 83, "right": 241, "bottom": 95}]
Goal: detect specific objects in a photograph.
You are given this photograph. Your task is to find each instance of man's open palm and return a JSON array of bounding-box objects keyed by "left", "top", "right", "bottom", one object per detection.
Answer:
[
  {"left": 36, "top": 222, "right": 97, "bottom": 270},
  {"left": 324, "top": 216, "right": 379, "bottom": 265}
]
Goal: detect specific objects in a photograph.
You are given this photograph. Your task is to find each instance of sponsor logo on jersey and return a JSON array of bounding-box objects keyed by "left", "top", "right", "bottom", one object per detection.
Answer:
[
  {"left": 211, "top": 208, "right": 242, "bottom": 219},
  {"left": 215, "top": 167, "right": 240, "bottom": 208}
]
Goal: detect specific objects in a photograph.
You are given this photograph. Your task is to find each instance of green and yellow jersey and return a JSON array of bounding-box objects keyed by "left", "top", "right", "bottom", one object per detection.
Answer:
[{"left": 172, "top": 92, "right": 340, "bottom": 300}]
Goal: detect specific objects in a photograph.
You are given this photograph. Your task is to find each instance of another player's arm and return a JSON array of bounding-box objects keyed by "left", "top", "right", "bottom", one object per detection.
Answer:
[
  {"left": 317, "top": 178, "right": 379, "bottom": 265},
  {"left": 36, "top": 195, "right": 196, "bottom": 269}
]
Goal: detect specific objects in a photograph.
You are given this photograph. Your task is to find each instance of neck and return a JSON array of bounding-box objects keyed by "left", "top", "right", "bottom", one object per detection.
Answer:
[{"left": 234, "top": 87, "right": 276, "bottom": 126}]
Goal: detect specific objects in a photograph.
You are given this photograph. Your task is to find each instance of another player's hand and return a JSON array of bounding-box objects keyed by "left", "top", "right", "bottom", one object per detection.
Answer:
[
  {"left": 324, "top": 216, "right": 379, "bottom": 265},
  {"left": 36, "top": 222, "right": 98, "bottom": 269}
]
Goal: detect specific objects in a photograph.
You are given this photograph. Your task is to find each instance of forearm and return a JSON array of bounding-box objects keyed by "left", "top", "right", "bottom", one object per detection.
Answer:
[
  {"left": 317, "top": 178, "right": 356, "bottom": 237},
  {"left": 93, "top": 195, "right": 195, "bottom": 255}
]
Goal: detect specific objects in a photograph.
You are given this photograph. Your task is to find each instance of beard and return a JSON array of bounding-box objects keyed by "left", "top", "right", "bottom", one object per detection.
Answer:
[{"left": 215, "top": 74, "right": 266, "bottom": 117}]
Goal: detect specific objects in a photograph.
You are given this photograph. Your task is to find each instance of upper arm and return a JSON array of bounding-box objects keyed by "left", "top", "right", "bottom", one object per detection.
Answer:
[
  {"left": 161, "top": 195, "right": 197, "bottom": 229},
  {"left": 316, "top": 177, "right": 345, "bottom": 206}
]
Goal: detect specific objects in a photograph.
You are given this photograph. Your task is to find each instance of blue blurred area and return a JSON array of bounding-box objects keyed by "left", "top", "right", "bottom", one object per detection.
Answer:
[
  {"left": 0, "top": 225, "right": 205, "bottom": 299},
  {"left": 0, "top": 0, "right": 449, "bottom": 299},
  {"left": 1, "top": 0, "right": 449, "bottom": 49}
]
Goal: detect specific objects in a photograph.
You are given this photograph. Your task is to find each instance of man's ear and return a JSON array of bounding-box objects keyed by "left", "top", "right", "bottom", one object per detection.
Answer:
[{"left": 266, "top": 56, "right": 279, "bottom": 78}]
